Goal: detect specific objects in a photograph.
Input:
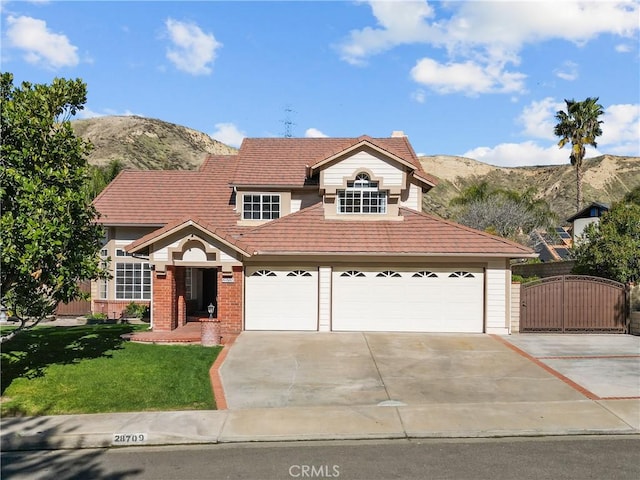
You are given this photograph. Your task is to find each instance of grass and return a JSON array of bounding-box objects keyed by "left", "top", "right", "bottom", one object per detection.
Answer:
[{"left": 0, "top": 324, "right": 221, "bottom": 416}]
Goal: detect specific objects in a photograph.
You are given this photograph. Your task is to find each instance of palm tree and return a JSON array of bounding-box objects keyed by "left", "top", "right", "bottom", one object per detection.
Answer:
[{"left": 554, "top": 97, "right": 604, "bottom": 212}]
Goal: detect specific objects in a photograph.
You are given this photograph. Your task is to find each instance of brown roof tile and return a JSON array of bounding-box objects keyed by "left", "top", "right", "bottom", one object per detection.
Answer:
[
  {"left": 230, "top": 136, "right": 437, "bottom": 187},
  {"left": 93, "top": 155, "right": 241, "bottom": 231},
  {"left": 237, "top": 204, "right": 534, "bottom": 257}
]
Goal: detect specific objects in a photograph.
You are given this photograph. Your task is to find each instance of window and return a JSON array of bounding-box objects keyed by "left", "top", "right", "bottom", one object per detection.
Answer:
[
  {"left": 376, "top": 271, "right": 401, "bottom": 277},
  {"left": 115, "top": 248, "right": 133, "bottom": 257},
  {"left": 412, "top": 271, "right": 438, "bottom": 278},
  {"left": 337, "top": 173, "right": 387, "bottom": 214},
  {"left": 99, "top": 261, "right": 108, "bottom": 299},
  {"left": 243, "top": 194, "right": 280, "bottom": 220},
  {"left": 115, "top": 263, "right": 151, "bottom": 299},
  {"left": 340, "top": 271, "right": 365, "bottom": 277},
  {"left": 251, "top": 270, "right": 277, "bottom": 277},
  {"left": 287, "top": 270, "right": 312, "bottom": 277},
  {"left": 449, "top": 271, "right": 475, "bottom": 278}
]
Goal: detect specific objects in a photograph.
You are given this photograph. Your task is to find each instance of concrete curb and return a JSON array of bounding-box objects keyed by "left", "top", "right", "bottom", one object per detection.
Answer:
[{"left": 2, "top": 400, "right": 638, "bottom": 451}]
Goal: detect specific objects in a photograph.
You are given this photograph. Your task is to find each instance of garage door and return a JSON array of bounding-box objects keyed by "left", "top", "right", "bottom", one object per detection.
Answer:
[
  {"left": 332, "top": 267, "right": 484, "bottom": 332},
  {"left": 245, "top": 267, "right": 318, "bottom": 330}
]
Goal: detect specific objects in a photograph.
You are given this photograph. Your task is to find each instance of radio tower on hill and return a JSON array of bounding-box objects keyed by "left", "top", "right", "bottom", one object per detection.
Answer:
[{"left": 281, "top": 105, "right": 296, "bottom": 138}]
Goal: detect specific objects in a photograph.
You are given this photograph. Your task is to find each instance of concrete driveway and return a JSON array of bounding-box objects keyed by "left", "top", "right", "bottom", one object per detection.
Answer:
[
  {"left": 502, "top": 334, "right": 640, "bottom": 399},
  {"left": 220, "top": 332, "right": 590, "bottom": 410}
]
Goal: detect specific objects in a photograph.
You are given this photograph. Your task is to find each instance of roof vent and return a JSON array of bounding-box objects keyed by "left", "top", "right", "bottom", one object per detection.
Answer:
[{"left": 391, "top": 130, "right": 406, "bottom": 138}]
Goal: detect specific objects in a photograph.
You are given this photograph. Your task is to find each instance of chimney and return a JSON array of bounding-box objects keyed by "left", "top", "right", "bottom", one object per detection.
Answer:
[{"left": 391, "top": 130, "right": 406, "bottom": 138}]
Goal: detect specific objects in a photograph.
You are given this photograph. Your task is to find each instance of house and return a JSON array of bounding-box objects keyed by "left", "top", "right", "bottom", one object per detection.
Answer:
[
  {"left": 566, "top": 202, "right": 609, "bottom": 244},
  {"left": 530, "top": 227, "right": 573, "bottom": 262},
  {"left": 92, "top": 133, "right": 535, "bottom": 336}
]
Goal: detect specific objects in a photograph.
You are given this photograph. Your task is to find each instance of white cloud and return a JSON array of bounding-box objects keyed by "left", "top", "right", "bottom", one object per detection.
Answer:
[
  {"left": 600, "top": 103, "right": 640, "bottom": 155},
  {"left": 211, "top": 122, "right": 245, "bottom": 147},
  {"left": 410, "top": 89, "right": 426, "bottom": 103},
  {"left": 165, "top": 18, "right": 221, "bottom": 75},
  {"left": 463, "top": 141, "right": 597, "bottom": 168},
  {"left": 338, "top": 1, "right": 639, "bottom": 95},
  {"left": 305, "top": 128, "right": 328, "bottom": 138},
  {"left": 410, "top": 57, "right": 526, "bottom": 95},
  {"left": 340, "top": 1, "right": 639, "bottom": 62},
  {"left": 554, "top": 61, "right": 579, "bottom": 81},
  {"left": 78, "top": 107, "right": 138, "bottom": 119},
  {"left": 465, "top": 100, "right": 640, "bottom": 167},
  {"left": 615, "top": 43, "right": 633, "bottom": 53},
  {"left": 518, "top": 97, "right": 564, "bottom": 141},
  {"left": 5, "top": 15, "right": 79, "bottom": 68}
]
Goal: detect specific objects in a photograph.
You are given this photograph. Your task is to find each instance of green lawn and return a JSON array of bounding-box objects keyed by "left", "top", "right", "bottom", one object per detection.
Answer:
[{"left": 0, "top": 324, "right": 221, "bottom": 416}]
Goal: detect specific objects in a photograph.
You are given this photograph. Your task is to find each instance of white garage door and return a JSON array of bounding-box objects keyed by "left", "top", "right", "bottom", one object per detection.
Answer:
[
  {"left": 332, "top": 267, "right": 484, "bottom": 332},
  {"left": 245, "top": 267, "right": 318, "bottom": 330}
]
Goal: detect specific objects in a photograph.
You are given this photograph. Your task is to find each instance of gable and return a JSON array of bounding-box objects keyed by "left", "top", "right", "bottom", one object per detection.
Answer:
[{"left": 320, "top": 149, "right": 406, "bottom": 195}]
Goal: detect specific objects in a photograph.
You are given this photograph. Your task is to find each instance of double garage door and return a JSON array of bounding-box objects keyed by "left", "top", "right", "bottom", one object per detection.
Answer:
[{"left": 245, "top": 267, "right": 484, "bottom": 332}]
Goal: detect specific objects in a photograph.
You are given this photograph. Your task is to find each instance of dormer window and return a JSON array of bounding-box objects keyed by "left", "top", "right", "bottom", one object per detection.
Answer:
[
  {"left": 337, "top": 173, "right": 387, "bottom": 214},
  {"left": 243, "top": 194, "right": 280, "bottom": 220}
]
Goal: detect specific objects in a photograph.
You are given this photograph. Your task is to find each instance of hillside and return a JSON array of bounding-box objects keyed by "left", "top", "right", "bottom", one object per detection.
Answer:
[
  {"left": 72, "top": 116, "right": 237, "bottom": 170},
  {"left": 420, "top": 154, "right": 640, "bottom": 221},
  {"left": 72, "top": 116, "right": 639, "bottom": 222}
]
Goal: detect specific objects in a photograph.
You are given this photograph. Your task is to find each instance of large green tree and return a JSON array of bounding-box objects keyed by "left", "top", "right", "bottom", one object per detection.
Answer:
[
  {"left": 1, "top": 73, "right": 106, "bottom": 343},
  {"left": 572, "top": 202, "right": 640, "bottom": 284},
  {"left": 554, "top": 97, "right": 604, "bottom": 213}
]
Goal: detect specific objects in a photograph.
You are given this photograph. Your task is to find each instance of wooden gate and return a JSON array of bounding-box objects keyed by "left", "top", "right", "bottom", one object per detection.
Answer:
[
  {"left": 520, "top": 275, "right": 627, "bottom": 333},
  {"left": 55, "top": 280, "right": 92, "bottom": 316}
]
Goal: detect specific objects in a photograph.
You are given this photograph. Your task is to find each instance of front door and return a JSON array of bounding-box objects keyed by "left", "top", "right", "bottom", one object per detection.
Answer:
[{"left": 201, "top": 268, "right": 218, "bottom": 318}]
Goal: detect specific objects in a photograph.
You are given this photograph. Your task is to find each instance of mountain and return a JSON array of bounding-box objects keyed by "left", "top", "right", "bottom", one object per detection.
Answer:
[
  {"left": 72, "top": 116, "right": 639, "bottom": 222},
  {"left": 72, "top": 115, "right": 237, "bottom": 170},
  {"left": 420, "top": 154, "right": 640, "bottom": 221}
]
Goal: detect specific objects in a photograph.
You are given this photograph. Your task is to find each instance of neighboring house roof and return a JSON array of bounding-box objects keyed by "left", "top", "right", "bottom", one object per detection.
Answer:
[
  {"left": 229, "top": 136, "right": 437, "bottom": 187},
  {"left": 566, "top": 202, "right": 610, "bottom": 222},
  {"left": 530, "top": 228, "right": 573, "bottom": 262},
  {"left": 236, "top": 204, "right": 534, "bottom": 257},
  {"left": 93, "top": 155, "right": 240, "bottom": 230}
]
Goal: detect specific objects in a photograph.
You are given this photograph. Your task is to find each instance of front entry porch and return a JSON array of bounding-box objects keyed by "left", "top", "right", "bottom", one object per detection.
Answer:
[{"left": 151, "top": 265, "right": 243, "bottom": 336}]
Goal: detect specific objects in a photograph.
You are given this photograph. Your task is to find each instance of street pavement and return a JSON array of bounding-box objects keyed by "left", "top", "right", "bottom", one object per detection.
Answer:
[{"left": 1, "top": 332, "right": 638, "bottom": 450}]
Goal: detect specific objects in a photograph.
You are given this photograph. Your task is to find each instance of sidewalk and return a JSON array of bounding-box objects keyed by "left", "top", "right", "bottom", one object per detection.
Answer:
[{"left": 2, "top": 398, "right": 638, "bottom": 450}]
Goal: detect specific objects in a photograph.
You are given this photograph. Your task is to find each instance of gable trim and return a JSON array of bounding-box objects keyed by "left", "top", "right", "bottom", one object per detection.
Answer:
[
  {"left": 127, "top": 218, "right": 252, "bottom": 257},
  {"left": 310, "top": 139, "right": 417, "bottom": 175}
]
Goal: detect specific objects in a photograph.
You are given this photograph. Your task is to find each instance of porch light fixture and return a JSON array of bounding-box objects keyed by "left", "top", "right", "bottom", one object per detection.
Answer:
[{"left": 207, "top": 303, "right": 215, "bottom": 319}]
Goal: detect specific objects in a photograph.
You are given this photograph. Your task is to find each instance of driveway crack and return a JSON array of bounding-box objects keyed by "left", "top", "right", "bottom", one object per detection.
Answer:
[{"left": 362, "top": 333, "right": 391, "bottom": 402}]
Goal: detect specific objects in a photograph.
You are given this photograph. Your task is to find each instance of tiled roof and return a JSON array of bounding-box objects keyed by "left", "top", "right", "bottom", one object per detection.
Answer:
[
  {"left": 236, "top": 204, "right": 535, "bottom": 257},
  {"left": 230, "top": 136, "right": 437, "bottom": 187},
  {"left": 127, "top": 216, "right": 252, "bottom": 255},
  {"left": 93, "top": 155, "right": 240, "bottom": 230}
]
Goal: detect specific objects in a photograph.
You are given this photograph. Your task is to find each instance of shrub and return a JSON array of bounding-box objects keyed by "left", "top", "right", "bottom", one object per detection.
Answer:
[{"left": 123, "top": 302, "right": 149, "bottom": 319}]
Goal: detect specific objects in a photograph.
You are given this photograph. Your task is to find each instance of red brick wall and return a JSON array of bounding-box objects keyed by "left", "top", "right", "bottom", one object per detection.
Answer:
[
  {"left": 153, "top": 267, "right": 177, "bottom": 332},
  {"left": 92, "top": 300, "right": 150, "bottom": 320},
  {"left": 217, "top": 266, "right": 243, "bottom": 335},
  {"left": 175, "top": 266, "right": 186, "bottom": 327}
]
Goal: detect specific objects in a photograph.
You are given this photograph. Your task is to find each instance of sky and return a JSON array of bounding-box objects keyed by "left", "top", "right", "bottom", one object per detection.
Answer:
[{"left": 1, "top": 0, "right": 639, "bottom": 167}]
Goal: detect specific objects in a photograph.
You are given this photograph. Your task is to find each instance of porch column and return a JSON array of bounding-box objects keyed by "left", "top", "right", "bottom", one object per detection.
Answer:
[
  {"left": 217, "top": 266, "right": 243, "bottom": 335},
  {"left": 175, "top": 266, "right": 187, "bottom": 327},
  {"left": 152, "top": 266, "right": 178, "bottom": 332}
]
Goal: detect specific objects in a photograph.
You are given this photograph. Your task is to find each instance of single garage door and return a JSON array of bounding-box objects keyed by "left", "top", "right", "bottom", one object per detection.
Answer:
[
  {"left": 332, "top": 267, "right": 484, "bottom": 332},
  {"left": 245, "top": 267, "right": 318, "bottom": 330}
]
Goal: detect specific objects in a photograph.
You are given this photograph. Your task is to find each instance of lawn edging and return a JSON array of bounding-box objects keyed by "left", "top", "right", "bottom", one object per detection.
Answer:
[{"left": 208, "top": 335, "right": 238, "bottom": 410}]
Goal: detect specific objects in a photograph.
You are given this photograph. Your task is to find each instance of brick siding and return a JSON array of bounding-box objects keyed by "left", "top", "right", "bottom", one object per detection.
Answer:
[
  {"left": 217, "top": 266, "right": 243, "bottom": 336},
  {"left": 92, "top": 300, "right": 150, "bottom": 321},
  {"left": 152, "top": 266, "right": 178, "bottom": 331}
]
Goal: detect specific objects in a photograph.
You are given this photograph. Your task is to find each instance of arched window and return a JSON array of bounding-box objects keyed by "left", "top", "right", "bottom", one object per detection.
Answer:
[{"left": 337, "top": 172, "right": 387, "bottom": 214}]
